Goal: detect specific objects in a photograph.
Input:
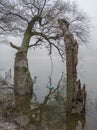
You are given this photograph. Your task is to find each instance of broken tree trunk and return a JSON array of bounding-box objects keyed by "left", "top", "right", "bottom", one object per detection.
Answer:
[{"left": 58, "top": 19, "right": 86, "bottom": 115}]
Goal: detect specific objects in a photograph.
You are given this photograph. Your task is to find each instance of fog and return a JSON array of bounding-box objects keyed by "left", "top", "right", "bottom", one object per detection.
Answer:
[{"left": 0, "top": 0, "right": 97, "bottom": 100}]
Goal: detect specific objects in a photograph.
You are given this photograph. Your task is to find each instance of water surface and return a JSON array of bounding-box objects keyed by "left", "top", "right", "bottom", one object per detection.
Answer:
[{"left": 0, "top": 44, "right": 97, "bottom": 130}]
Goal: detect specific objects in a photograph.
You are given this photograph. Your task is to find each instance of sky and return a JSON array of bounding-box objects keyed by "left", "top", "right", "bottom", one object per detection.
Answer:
[
  {"left": 71, "top": 0, "right": 97, "bottom": 57},
  {"left": 75, "top": 0, "right": 97, "bottom": 19},
  {"left": 67, "top": 0, "right": 97, "bottom": 24},
  {"left": 71, "top": 0, "right": 97, "bottom": 94}
]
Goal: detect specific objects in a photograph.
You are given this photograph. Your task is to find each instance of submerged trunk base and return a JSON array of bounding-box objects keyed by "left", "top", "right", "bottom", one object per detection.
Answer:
[{"left": 71, "top": 80, "right": 86, "bottom": 115}]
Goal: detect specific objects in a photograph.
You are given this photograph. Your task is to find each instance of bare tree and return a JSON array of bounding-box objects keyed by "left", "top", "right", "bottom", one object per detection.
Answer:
[{"left": 0, "top": 0, "right": 90, "bottom": 96}]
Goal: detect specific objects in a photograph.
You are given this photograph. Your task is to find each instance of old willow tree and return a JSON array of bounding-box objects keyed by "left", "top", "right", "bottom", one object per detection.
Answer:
[{"left": 0, "top": 0, "right": 90, "bottom": 101}]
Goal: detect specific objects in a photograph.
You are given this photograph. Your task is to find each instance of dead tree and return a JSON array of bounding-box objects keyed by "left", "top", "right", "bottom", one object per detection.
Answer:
[{"left": 58, "top": 19, "right": 87, "bottom": 115}]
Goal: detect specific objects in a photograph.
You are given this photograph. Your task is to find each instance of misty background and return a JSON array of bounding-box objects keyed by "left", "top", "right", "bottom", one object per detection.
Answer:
[{"left": 0, "top": 0, "right": 97, "bottom": 100}]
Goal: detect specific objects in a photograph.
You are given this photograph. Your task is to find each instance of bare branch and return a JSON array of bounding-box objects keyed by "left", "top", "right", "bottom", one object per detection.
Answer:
[
  {"left": 7, "top": 12, "right": 29, "bottom": 23},
  {"left": 31, "top": 31, "right": 65, "bottom": 60},
  {"left": 40, "top": 0, "right": 46, "bottom": 15},
  {"left": 10, "top": 42, "right": 20, "bottom": 50},
  {"left": 0, "top": 26, "right": 14, "bottom": 32},
  {"left": 28, "top": 38, "right": 42, "bottom": 48}
]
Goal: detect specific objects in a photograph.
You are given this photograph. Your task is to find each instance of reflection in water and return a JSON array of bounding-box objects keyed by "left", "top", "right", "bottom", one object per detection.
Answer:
[
  {"left": 0, "top": 93, "right": 86, "bottom": 130},
  {"left": 66, "top": 115, "right": 86, "bottom": 130},
  {"left": 0, "top": 70, "right": 97, "bottom": 130},
  {"left": 0, "top": 72, "right": 67, "bottom": 130},
  {"left": 0, "top": 70, "right": 85, "bottom": 130}
]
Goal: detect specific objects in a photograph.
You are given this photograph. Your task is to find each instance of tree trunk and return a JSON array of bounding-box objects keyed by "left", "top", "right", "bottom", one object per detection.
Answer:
[
  {"left": 65, "top": 34, "right": 86, "bottom": 115},
  {"left": 13, "top": 29, "right": 33, "bottom": 95},
  {"left": 14, "top": 50, "right": 33, "bottom": 95},
  {"left": 58, "top": 19, "right": 86, "bottom": 115},
  {"left": 65, "top": 39, "right": 74, "bottom": 113}
]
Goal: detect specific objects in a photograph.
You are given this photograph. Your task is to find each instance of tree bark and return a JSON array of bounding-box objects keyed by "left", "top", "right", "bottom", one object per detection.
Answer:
[
  {"left": 14, "top": 50, "right": 33, "bottom": 95},
  {"left": 58, "top": 19, "right": 86, "bottom": 115},
  {"left": 65, "top": 38, "right": 74, "bottom": 113},
  {"left": 13, "top": 27, "right": 33, "bottom": 95}
]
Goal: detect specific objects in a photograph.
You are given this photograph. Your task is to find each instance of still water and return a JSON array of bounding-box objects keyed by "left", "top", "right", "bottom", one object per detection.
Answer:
[{"left": 0, "top": 44, "right": 97, "bottom": 130}]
